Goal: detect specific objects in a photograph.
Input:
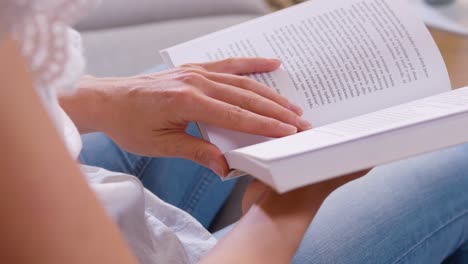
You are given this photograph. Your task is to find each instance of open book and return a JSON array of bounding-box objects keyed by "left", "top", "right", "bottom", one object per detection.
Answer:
[{"left": 161, "top": 0, "right": 468, "bottom": 193}]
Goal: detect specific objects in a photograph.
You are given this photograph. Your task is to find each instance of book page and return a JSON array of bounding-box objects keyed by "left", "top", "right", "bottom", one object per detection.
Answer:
[
  {"left": 161, "top": 0, "right": 450, "bottom": 152},
  {"left": 233, "top": 87, "right": 468, "bottom": 161}
]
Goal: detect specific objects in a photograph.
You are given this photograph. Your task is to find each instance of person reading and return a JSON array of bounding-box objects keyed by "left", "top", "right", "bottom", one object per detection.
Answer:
[{"left": 0, "top": 1, "right": 467, "bottom": 263}]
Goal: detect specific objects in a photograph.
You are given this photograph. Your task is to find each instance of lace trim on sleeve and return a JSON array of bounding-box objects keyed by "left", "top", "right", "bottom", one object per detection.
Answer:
[{"left": 0, "top": 0, "right": 97, "bottom": 92}]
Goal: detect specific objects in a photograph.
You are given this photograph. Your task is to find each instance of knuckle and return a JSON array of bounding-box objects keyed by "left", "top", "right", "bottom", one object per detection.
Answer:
[
  {"left": 225, "top": 105, "right": 244, "bottom": 124},
  {"left": 177, "top": 87, "right": 198, "bottom": 105},
  {"left": 159, "top": 141, "right": 174, "bottom": 156},
  {"left": 138, "top": 74, "right": 156, "bottom": 81},
  {"left": 272, "top": 119, "right": 287, "bottom": 131},
  {"left": 192, "top": 147, "right": 210, "bottom": 164},
  {"left": 249, "top": 116, "right": 271, "bottom": 133},
  {"left": 223, "top": 58, "right": 237, "bottom": 67},
  {"left": 241, "top": 92, "right": 258, "bottom": 109},
  {"left": 161, "top": 87, "right": 197, "bottom": 105},
  {"left": 239, "top": 76, "right": 254, "bottom": 87},
  {"left": 176, "top": 71, "right": 204, "bottom": 84},
  {"left": 158, "top": 89, "right": 178, "bottom": 105},
  {"left": 278, "top": 95, "right": 290, "bottom": 106},
  {"left": 180, "top": 63, "right": 192, "bottom": 68},
  {"left": 180, "top": 63, "right": 200, "bottom": 69},
  {"left": 177, "top": 67, "right": 201, "bottom": 76}
]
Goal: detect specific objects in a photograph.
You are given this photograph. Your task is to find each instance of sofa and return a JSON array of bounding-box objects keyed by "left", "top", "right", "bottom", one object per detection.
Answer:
[
  {"left": 76, "top": 0, "right": 271, "bottom": 231},
  {"left": 77, "top": 0, "right": 270, "bottom": 76}
]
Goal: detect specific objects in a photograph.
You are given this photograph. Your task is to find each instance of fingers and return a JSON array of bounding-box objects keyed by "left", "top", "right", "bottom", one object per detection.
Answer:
[
  {"left": 186, "top": 94, "right": 298, "bottom": 138},
  {"left": 198, "top": 79, "right": 311, "bottom": 131},
  {"left": 242, "top": 180, "right": 271, "bottom": 214},
  {"left": 162, "top": 132, "right": 229, "bottom": 177},
  {"left": 200, "top": 71, "right": 303, "bottom": 116},
  {"left": 176, "top": 57, "right": 312, "bottom": 136},
  {"left": 190, "top": 57, "right": 282, "bottom": 75}
]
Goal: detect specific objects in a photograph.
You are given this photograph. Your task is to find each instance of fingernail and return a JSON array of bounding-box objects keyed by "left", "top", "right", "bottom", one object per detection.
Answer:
[
  {"left": 209, "top": 161, "right": 225, "bottom": 177},
  {"left": 297, "top": 118, "right": 312, "bottom": 130},
  {"left": 288, "top": 102, "right": 303, "bottom": 115},
  {"left": 270, "top": 58, "right": 282, "bottom": 64},
  {"left": 279, "top": 123, "right": 298, "bottom": 134}
]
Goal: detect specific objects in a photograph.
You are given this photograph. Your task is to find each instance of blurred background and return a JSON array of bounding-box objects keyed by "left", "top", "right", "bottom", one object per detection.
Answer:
[
  {"left": 409, "top": 0, "right": 468, "bottom": 36},
  {"left": 76, "top": 0, "right": 467, "bottom": 77},
  {"left": 269, "top": 0, "right": 468, "bottom": 36}
]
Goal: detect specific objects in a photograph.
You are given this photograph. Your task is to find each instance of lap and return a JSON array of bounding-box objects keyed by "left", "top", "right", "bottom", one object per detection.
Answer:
[
  {"left": 79, "top": 123, "right": 237, "bottom": 228},
  {"left": 78, "top": 65, "right": 237, "bottom": 228},
  {"left": 293, "top": 143, "right": 468, "bottom": 264},
  {"left": 214, "top": 144, "right": 468, "bottom": 263}
]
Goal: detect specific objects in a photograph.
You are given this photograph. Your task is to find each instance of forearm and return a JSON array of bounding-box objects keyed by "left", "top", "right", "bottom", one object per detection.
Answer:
[
  {"left": 200, "top": 186, "right": 329, "bottom": 264},
  {"left": 201, "top": 171, "right": 367, "bottom": 263},
  {"left": 0, "top": 38, "right": 137, "bottom": 263}
]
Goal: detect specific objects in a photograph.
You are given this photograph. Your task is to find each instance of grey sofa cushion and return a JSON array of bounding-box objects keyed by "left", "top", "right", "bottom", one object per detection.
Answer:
[
  {"left": 81, "top": 15, "right": 257, "bottom": 76},
  {"left": 76, "top": 0, "right": 268, "bottom": 31}
]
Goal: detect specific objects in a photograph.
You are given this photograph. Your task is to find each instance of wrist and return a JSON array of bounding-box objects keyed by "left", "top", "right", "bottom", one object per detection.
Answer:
[
  {"left": 206, "top": 188, "right": 327, "bottom": 264},
  {"left": 59, "top": 75, "right": 113, "bottom": 134},
  {"left": 256, "top": 187, "right": 327, "bottom": 243}
]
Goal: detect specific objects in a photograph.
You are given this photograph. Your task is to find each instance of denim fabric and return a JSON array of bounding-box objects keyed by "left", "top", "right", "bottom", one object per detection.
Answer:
[
  {"left": 215, "top": 144, "right": 468, "bottom": 264},
  {"left": 79, "top": 122, "right": 237, "bottom": 229},
  {"left": 79, "top": 63, "right": 468, "bottom": 262}
]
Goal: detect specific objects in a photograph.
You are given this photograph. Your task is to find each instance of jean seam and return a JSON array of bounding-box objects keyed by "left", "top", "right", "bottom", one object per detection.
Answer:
[
  {"left": 392, "top": 208, "right": 468, "bottom": 264},
  {"left": 113, "top": 146, "right": 141, "bottom": 176},
  {"left": 132, "top": 156, "right": 152, "bottom": 180},
  {"left": 181, "top": 170, "right": 214, "bottom": 213}
]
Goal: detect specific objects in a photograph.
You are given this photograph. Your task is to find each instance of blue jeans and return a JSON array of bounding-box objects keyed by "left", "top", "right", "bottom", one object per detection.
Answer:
[
  {"left": 81, "top": 130, "right": 468, "bottom": 263},
  {"left": 79, "top": 123, "right": 237, "bottom": 229},
  {"left": 215, "top": 144, "right": 468, "bottom": 263},
  {"left": 80, "top": 65, "right": 468, "bottom": 262}
]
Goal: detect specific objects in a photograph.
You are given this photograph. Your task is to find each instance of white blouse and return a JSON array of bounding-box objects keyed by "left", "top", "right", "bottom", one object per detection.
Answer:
[{"left": 0, "top": 1, "right": 216, "bottom": 263}]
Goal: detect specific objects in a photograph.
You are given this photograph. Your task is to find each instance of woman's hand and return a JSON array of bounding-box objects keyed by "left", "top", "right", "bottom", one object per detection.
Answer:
[
  {"left": 242, "top": 169, "right": 371, "bottom": 215},
  {"left": 201, "top": 170, "right": 370, "bottom": 264},
  {"left": 60, "top": 58, "right": 310, "bottom": 176}
]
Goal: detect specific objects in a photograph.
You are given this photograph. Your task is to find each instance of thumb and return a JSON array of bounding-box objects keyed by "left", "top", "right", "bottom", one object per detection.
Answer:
[{"left": 171, "top": 133, "right": 229, "bottom": 177}]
